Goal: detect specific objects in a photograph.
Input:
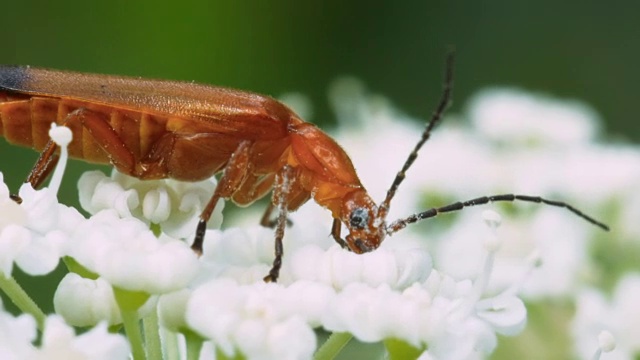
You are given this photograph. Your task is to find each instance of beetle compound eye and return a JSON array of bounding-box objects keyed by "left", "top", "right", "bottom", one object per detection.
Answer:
[{"left": 349, "top": 208, "right": 369, "bottom": 229}]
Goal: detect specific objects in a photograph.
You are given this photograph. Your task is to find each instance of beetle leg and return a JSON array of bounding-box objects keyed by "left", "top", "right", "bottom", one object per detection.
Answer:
[
  {"left": 259, "top": 200, "right": 294, "bottom": 229},
  {"left": 331, "top": 218, "right": 349, "bottom": 249},
  {"left": 260, "top": 202, "right": 277, "bottom": 227},
  {"left": 233, "top": 173, "right": 276, "bottom": 207},
  {"left": 25, "top": 108, "right": 136, "bottom": 190},
  {"left": 25, "top": 139, "right": 59, "bottom": 190},
  {"left": 263, "top": 164, "right": 295, "bottom": 283},
  {"left": 13, "top": 148, "right": 54, "bottom": 201},
  {"left": 191, "top": 140, "right": 253, "bottom": 255},
  {"left": 73, "top": 108, "right": 136, "bottom": 172}
]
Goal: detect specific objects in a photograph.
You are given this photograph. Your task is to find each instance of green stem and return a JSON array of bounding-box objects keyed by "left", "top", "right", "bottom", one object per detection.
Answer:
[
  {"left": 161, "top": 328, "right": 180, "bottom": 360},
  {"left": 121, "top": 308, "right": 147, "bottom": 360},
  {"left": 143, "top": 311, "right": 162, "bottom": 360},
  {"left": 112, "top": 287, "right": 151, "bottom": 360},
  {"left": 383, "top": 338, "right": 424, "bottom": 360},
  {"left": 0, "top": 272, "right": 46, "bottom": 331},
  {"left": 314, "top": 332, "right": 353, "bottom": 360},
  {"left": 184, "top": 330, "right": 204, "bottom": 360}
]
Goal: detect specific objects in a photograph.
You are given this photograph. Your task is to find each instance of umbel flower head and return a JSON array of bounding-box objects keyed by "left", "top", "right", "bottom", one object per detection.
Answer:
[
  {"left": 73, "top": 161, "right": 529, "bottom": 359},
  {"left": 0, "top": 303, "right": 130, "bottom": 360}
]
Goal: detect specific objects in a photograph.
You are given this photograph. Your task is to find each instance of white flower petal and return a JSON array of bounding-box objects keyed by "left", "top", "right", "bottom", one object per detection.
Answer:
[
  {"left": 288, "top": 243, "right": 431, "bottom": 291},
  {"left": 468, "top": 88, "right": 599, "bottom": 146},
  {"left": 15, "top": 231, "right": 65, "bottom": 275},
  {"left": 71, "top": 322, "right": 131, "bottom": 360},
  {"left": 19, "top": 184, "right": 59, "bottom": 234},
  {"left": 573, "top": 274, "right": 640, "bottom": 359},
  {"left": 38, "top": 316, "right": 130, "bottom": 360},
  {"left": 158, "top": 289, "right": 191, "bottom": 332},
  {"left": 54, "top": 274, "right": 121, "bottom": 326},
  {"left": 394, "top": 248, "right": 433, "bottom": 288},
  {"left": 278, "top": 281, "right": 334, "bottom": 327},
  {"left": 67, "top": 210, "right": 199, "bottom": 294},
  {"left": 475, "top": 296, "right": 527, "bottom": 336},
  {"left": 77, "top": 170, "right": 221, "bottom": 239},
  {"left": 142, "top": 188, "right": 171, "bottom": 223},
  {"left": 288, "top": 245, "right": 326, "bottom": 282},
  {"left": 99, "top": 240, "right": 199, "bottom": 294},
  {"left": 328, "top": 246, "right": 364, "bottom": 288},
  {"left": 0, "top": 225, "right": 31, "bottom": 277},
  {"left": 186, "top": 279, "right": 316, "bottom": 360},
  {"left": 0, "top": 310, "right": 38, "bottom": 358},
  {"left": 0, "top": 175, "right": 79, "bottom": 276},
  {"left": 265, "top": 318, "right": 316, "bottom": 360},
  {"left": 0, "top": 198, "right": 27, "bottom": 230},
  {"left": 0, "top": 173, "right": 8, "bottom": 197}
]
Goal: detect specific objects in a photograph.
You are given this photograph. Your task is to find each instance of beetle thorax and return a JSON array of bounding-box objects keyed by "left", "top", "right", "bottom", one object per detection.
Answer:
[{"left": 340, "top": 190, "right": 386, "bottom": 253}]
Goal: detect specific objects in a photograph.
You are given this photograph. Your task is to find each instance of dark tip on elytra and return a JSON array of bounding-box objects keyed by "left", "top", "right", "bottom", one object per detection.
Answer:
[{"left": 0, "top": 65, "right": 30, "bottom": 91}]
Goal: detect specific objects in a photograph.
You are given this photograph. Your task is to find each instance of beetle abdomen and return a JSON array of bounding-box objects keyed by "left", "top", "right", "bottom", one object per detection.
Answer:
[
  {"left": 0, "top": 94, "right": 174, "bottom": 166},
  {"left": 0, "top": 94, "right": 61, "bottom": 151}
]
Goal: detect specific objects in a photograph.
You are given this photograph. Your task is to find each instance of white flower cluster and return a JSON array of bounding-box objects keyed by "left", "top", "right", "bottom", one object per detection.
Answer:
[
  {"left": 1, "top": 81, "right": 634, "bottom": 359},
  {"left": 328, "top": 82, "right": 638, "bottom": 300},
  {"left": 573, "top": 275, "right": 640, "bottom": 360},
  {"left": 173, "top": 209, "right": 525, "bottom": 359},
  {"left": 0, "top": 163, "right": 531, "bottom": 360},
  {"left": 78, "top": 170, "right": 223, "bottom": 239},
  {"left": 0, "top": 174, "right": 81, "bottom": 277},
  {"left": 0, "top": 306, "right": 129, "bottom": 359},
  {"left": 325, "top": 81, "right": 639, "bottom": 358}
]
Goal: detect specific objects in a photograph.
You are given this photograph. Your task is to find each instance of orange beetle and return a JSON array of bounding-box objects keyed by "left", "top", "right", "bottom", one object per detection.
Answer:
[{"left": 0, "top": 53, "right": 608, "bottom": 282}]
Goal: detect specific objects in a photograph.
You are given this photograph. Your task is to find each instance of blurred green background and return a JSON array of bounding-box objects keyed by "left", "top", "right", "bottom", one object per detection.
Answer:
[
  {"left": 1, "top": 0, "right": 639, "bottom": 199},
  {"left": 0, "top": 1, "right": 638, "bottom": 357}
]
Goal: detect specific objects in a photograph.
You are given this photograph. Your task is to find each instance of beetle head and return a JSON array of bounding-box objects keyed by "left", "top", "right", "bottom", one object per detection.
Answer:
[{"left": 341, "top": 190, "right": 385, "bottom": 253}]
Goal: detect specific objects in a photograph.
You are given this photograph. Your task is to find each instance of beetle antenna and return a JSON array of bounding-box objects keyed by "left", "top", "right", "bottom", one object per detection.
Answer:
[
  {"left": 377, "top": 49, "right": 455, "bottom": 221},
  {"left": 386, "top": 194, "right": 610, "bottom": 235}
]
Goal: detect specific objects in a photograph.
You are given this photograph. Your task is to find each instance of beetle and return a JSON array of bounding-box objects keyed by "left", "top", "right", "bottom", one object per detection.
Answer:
[{"left": 0, "top": 52, "right": 608, "bottom": 282}]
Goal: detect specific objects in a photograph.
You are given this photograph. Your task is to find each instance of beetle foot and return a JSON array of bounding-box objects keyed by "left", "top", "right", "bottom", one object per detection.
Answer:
[
  {"left": 10, "top": 194, "right": 22, "bottom": 204},
  {"left": 191, "top": 219, "right": 207, "bottom": 256},
  {"left": 263, "top": 218, "right": 294, "bottom": 229},
  {"left": 263, "top": 273, "right": 277, "bottom": 283}
]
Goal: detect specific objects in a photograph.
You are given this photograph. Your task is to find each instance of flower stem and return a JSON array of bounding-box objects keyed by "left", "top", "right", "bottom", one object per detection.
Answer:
[
  {"left": 161, "top": 328, "right": 180, "bottom": 360},
  {"left": 184, "top": 330, "right": 204, "bottom": 360},
  {"left": 0, "top": 272, "right": 46, "bottom": 331},
  {"left": 383, "top": 338, "right": 424, "bottom": 360},
  {"left": 121, "top": 307, "right": 147, "bottom": 360},
  {"left": 143, "top": 311, "right": 162, "bottom": 360},
  {"left": 314, "top": 332, "right": 352, "bottom": 360},
  {"left": 113, "top": 287, "right": 150, "bottom": 360}
]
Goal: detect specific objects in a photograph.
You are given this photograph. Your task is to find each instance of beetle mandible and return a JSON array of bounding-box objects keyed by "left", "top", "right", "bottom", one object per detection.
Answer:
[{"left": 0, "top": 52, "right": 609, "bottom": 282}]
